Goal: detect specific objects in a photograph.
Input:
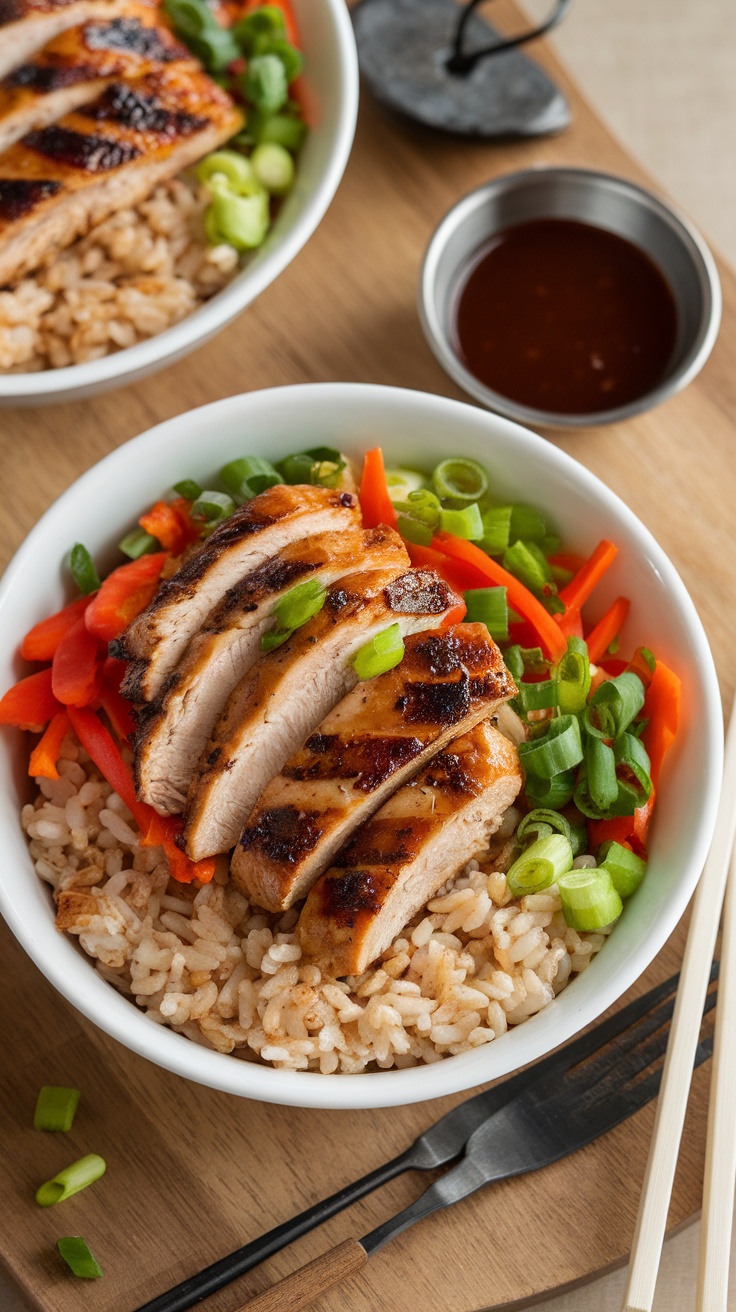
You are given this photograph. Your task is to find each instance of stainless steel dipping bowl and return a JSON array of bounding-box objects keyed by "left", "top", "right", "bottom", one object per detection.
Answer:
[{"left": 418, "top": 167, "right": 722, "bottom": 428}]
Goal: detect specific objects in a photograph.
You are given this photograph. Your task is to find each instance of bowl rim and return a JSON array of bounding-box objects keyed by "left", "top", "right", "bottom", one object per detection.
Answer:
[
  {"left": 418, "top": 165, "right": 723, "bottom": 429},
  {"left": 0, "top": 0, "right": 359, "bottom": 401},
  {"left": 0, "top": 382, "right": 724, "bottom": 1108}
]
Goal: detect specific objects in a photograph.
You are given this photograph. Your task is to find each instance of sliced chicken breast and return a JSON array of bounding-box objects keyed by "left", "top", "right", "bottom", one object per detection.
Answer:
[
  {"left": 183, "top": 567, "right": 462, "bottom": 860},
  {"left": 118, "top": 486, "right": 362, "bottom": 703},
  {"left": 233, "top": 623, "right": 517, "bottom": 911},
  {"left": 0, "top": 64, "right": 242, "bottom": 287},
  {"left": 0, "top": 0, "right": 153, "bottom": 81},
  {"left": 0, "top": 14, "right": 196, "bottom": 153},
  {"left": 134, "top": 525, "right": 408, "bottom": 815},
  {"left": 299, "top": 721, "right": 523, "bottom": 978}
]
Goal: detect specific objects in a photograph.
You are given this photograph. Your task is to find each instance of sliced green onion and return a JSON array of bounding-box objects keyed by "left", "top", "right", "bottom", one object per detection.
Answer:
[
  {"left": 220, "top": 456, "right": 281, "bottom": 503},
  {"left": 236, "top": 111, "right": 307, "bottom": 152},
  {"left": 480, "top": 505, "right": 512, "bottom": 555},
  {"left": 575, "top": 739, "right": 618, "bottom": 818},
  {"left": 463, "top": 587, "right": 508, "bottom": 642},
  {"left": 516, "top": 678, "right": 558, "bottom": 713},
  {"left": 507, "top": 833, "right": 573, "bottom": 897},
  {"left": 273, "top": 579, "right": 326, "bottom": 631},
  {"left": 277, "top": 452, "right": 316, "bottom": 484},
  {"left": 517, "top": 808, "right": 572, "bottom": 847},
  {"left": 70, "top": 544, "right": 100, "bottom": 596},
  {"left": 505, "top": 645, "right": 525, "bottom": 682},
  {"left": 583, "top": 671, "right": 646, "bottom": 741},
  {"left": 36, "top": 1154, "right": 106, "bottom": 1207},
  {"left": 197, "top": 150, "right": 258, "bottom": 195},
  {"left": 598, "top": 841, "right": 647, "bottom": 898},
  {"left": 518, "top": 714, "right": 584, "bottom": 780},
  {"left": 191, "top": 490, "right": 235, "bottom": 526},
  {"left": 207, "top": 186, "right": 270, "bottom": 250},
  {"left": 557, "top": 868, "right": 623, "bottom": 931},
  {"left": 352, "top": 623, "right": 405, "bottom": 681},
  {"left": 438, "top": 502, "right": 484, "bottom": 540},
  {"left": 550, "top": 561, "right": 575, "bottom": 587},
  {"left": 540, "top": 533, "right": 562, "bottom": 556},
  {"left": 163, "top": 0, "right": 239, "bottom": 69},
  {"left": 34, "top": 1086, "right": 80, "bottom": 1133},
  {"left": 397, "top": 515, "right": 433, "bottom": 546},
  {"left": 385, "top": 468, "right": 426, "bottom": 502},
  {"left": 608, "top": 634, "right": 620, "bottom": 655},
  {"left": 57, "top": 1236, "right": 103, "bottom": 1280},
  {"left": 525, "top": 769, "right": 577, "bottom": 809},
  {"left": 556, "top": 635, "right": 591, "bottom": 715},
  {"left": 276, "top": 448, "right": 345, "bottom": 489},
  {"left": 260, "top": 626, "right": 291, "bottom": 651},
  {"left": 569, "top": 823, "right": 588, "bottom": 858},
  {"left": 398, "top": 489, "right": 441, "bottom": 526},
  {"left": 509, "top": 505, "right": 547, "bottom": 543},
  {"left": 545, "top": 594, "right": 566, "bottom": 616},
  {"left": 251, "top": 141, "right": 295, "bottom": 196},
  {"left": 173, "top": 478, "right": 202, "bottom": 501},
  {"left": 244, "top": 52, "right": 289, "bottom": 113},
  {"left": 118, "top": 528, "right": 159, "bottom": 560},
  {"left": 432, "top": 457, "right": 489, "bottom": 504},
  {"left": 233, "top": 4, "right": 286, "bottom": 52},
  {"left": 260, "top": 35, "right": 304, "bottom": 82},
  {"left": 504, "top": 644, "right": 546, "bottom": 682},
  {"left": 614, "top": 732, "right": 653, "bottom": 806},
  {"left": 503, "top": 539, "right": 556, "bottom": 599},
  {"left": 640, "top": 647, "right": 656, "bottom": 673}
]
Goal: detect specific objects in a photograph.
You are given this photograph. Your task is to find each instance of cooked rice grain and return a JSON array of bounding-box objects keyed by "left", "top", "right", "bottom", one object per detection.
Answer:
[
  {"left": 0, "top": 179, "right": 239, "bottom": 372},
  {"left": 23, "top": 740, "right": 608, "bottom": 1073}
]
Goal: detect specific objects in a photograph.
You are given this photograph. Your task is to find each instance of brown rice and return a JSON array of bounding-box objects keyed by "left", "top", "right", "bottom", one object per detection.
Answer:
[
  {"left": 0, "top": 177, "right": 240, "bottom": 373},
  {"left": 22, "top": 731, "right": 608, "bottom": 1074}
]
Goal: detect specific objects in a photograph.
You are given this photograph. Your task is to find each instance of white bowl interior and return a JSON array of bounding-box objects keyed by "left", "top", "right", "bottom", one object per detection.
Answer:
[
  {"left": 0, "top": 384, "right": 723, "bottom": 1107},
  {"left": 0, "top": 0, "right": 359, "bottom": 404}
]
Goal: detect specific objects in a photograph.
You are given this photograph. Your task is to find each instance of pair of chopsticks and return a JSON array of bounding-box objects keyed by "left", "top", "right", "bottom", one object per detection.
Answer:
[{"left": 623, "top": 690, "right": 736, "bottom": 1312}]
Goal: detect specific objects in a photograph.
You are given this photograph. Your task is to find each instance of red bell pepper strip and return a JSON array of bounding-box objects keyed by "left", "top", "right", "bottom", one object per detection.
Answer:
[
  {"left": 28, "top": 711, "right": 71, "bottom": 781},
  {"left": 139, "top": 499, "right": 199, "bottom": 555},
  {"left": 51, "top": 618, "right": 103, "bottom": 707},
  {"left": 585, "top": 596, "right": 631, "bottom": 664},
  {"left": 432, "top": 532, "right": 568, "bottom": 663},
  {"left": 20, "top": 595, "right": 91, "bottom": 663},
  {"left": 558, "top": 540, "right": 618, "bottom": 612},
  {"left": 359, "top": 448, "right": 398, "bottom": 531},
  {"left": 0, "top": 668, "right": 64, "bottom": 728},
  {"left": 67, "top": 708, "right": 214, "bottom": 884},
  {"left": 99, "top": 681, "right": 136, "bottom": 742},
  {"left": 85, "top": 553, "right": 167, "bottom": 646}
]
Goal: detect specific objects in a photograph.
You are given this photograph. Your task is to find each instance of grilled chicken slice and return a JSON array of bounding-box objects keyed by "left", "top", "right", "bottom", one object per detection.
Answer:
[
  {"left": 0, "top": 0, "right": 155, "bottom": 81},
  {"left": 118, "top": 486, "right": 363, "bottom": 703},
  {"left": 299, "top": 721, "right": 523, "bottom": 978},
  {"left": 0, "top": 14, "right": 197, "bottom": 153},
  {"left": 183, "top": 567, "right": 462, "bottom": 861},
  {"left": 0, "top": 65, "right": 242, "bottom": 287},
  {"left": 233, "top": 624, "right": 517, "bottom": 911},
  {"left": 134, "top": 525, "right": 407, "bottom": 816}
]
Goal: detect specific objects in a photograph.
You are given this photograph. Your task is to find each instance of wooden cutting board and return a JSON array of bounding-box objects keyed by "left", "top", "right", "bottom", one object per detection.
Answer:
[{"left": 1, "top": 5, "right": 735, "bottom": 1309}]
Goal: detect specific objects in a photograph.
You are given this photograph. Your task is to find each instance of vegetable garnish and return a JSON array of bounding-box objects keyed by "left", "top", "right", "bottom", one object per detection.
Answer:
[
  {"left": 464, "top": 587, "right": 509, "bottom": 642},
  {"left": 432, "top": 457, "right": 489, "bottom": 504},
  {"left": 138, "top": 499, "right": 198, "bottom": 555},
  {"left": 438, "top": 502, "right": 484, "bottom": 541},
  {"left": 119, "top": 528, "right": 159, "bottom": 561},
  {"left": 69, "top": 544, "right": 101, "bottom": 597},
  {"left": 34, "top": 1086, "right": 80, "bottom": 1133},
  {"left": 359, "top": 448, "right": 398, "bottom": 531},
  {"left": 353, "top": 623, "right": 405, "bottom": 680},
  {"left": 598, "top": 841, "right": 647, "bottom": 899},
  {"left": 586, "top": 596, "right": 630, "bottom": 664},
  {"left": 518, "top": 714, "right": 585, "bottom": 779},
  {"left": 57, "top": 1236, "right": 103, "bottom": 1280},
  {"left": 385, "top": 468, "right": 426, "bottom": 502},
  {"left": 51, "top": 618, "right": 102, "bottom": 708},
  {"left": 36, "top": 1154, "right": 106, "bottom": 1207},
  {"left": 260, "top": 579, "right": 327, "bottom": 651},
  {"left": 28, "top": 711, "right": 71, "bottom": 781},
  {"left": 558, "top": 539, "right": 618, "bottom": 614},
  {"left": 20, "top": 595, "right": 91, "bottom": 663},
  {"left": 555, "top": 635, "right": 591, "bottom": 715},
  {"left": 0, "top": 668, "right": 62, "bottom": 728},
  {"left": 557, "top": 868, "right": 623, "bottom": 931},
  {"left": 221, "top": 455, "right": 282, "bottom": 503},
  {"left": 84, "top": 554, "right": 167, "bottom": 645},
  {"left": 506, "top": 833, "right": 573, "bottom": 897}
]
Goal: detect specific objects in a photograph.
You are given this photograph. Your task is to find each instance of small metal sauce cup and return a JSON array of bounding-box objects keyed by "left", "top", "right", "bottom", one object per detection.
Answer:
[{"left": 418, "top": 167, "right": 722, "bottom": 428}]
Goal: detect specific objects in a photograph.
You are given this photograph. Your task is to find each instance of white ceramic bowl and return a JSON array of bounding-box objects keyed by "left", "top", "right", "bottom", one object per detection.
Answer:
[
  {"left": 0, "top": 383, "right": 723, "bottom": 1108},
  {"left": 0, "top": 0, "right": 358, "bottom": 406}
]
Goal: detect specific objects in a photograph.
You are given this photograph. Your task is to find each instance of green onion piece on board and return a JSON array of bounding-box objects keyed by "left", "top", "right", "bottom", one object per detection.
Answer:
[
  {"left": 525, "top": 769, "right": 577, "bottom": 809},
  {"left": 34, "top": 1086, "right": 81, "bottom": 1133},
  {"left": 244, "top": 52, "right": 289, "bottom": 113},
  {"left": 385, "top": 468, "right": 426, "bottom": 502},
  {"left": 118, "top": 528, "right": 159, "bottom": 560},
  {"left": 518, "top": 714, "right": 584, "bottom": 779},
  {"left": 69, "top": 544, "right": 101, "bottom": 596},
  {"left": 220, "top": 456, "right": 281, "bottom": 503},
  {"left": 583, "top": 671, "right": 646, "bottom": 741},
  {"left": 172, "top": 479, "right": 202, "bottom": 501},
  {"left": 517, "top": 808, "right": 573, "bottom": 848},
  {"left": 191, "top": 490, "right": 235, "bottom": 525},
  {"left": 163, "top": 0, "right": 239, "bottom": 70},
  {"left": 598, "top": 840, "right": 647, "bottom": 898},
  {"left": 273, "top": 579, "right": 326, "bottom": 631},
  {"left": 463, "top": 587, "right": 508, "bottom": 642},
  {"left": 251, "top": 141, "right": 295, "bottom": 196},
  {"left": 57, "top": 1237, "right": 103, "bottom": 1280},
  {"left": 557, "top": 868, "right": 623, "bottom": 931},
  {"left": 36, "top": 1155, "right": 106, "bottom": 1207},
  {"left": 397, "top": 514, "right": 433, "bottom": 546},
  {"left": 353, "top": 623, "right": 405, "bottom": 681},
  {"left": 516, "top": 679, "right": 558, "bottom": 713},
  {"left": 479, "top": 505, "right": 512, "bottom": 555},
  {"left": 432, "top": 457, "right": 489, "bottom": 503},
  {"left": 556, "top": 635, "right": 591, "bottom": 715},
  {"left": 509, "top": 505, "right": 547, "bottom": 543},
  {"left": 506, "top": 833, "right": 573, "bottom": 897},
  {"left": 438, "top": 502, "right": 484, "bottom": 540}
]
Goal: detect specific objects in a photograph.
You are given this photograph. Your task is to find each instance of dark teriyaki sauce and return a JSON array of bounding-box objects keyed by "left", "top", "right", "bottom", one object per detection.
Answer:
[{"left": 452, "top": 218, "right": 678, "bottom": 415}]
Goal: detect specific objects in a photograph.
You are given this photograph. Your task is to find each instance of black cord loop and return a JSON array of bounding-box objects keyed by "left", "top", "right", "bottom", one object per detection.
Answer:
[{"left": 447, "top": 0, "right": 573, "bottom": 74}]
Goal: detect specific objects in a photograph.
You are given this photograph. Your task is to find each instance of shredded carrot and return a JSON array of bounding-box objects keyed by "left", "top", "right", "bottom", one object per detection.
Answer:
[
  {"left": 558, "top": 540, "right": 618, "bottom": 613},
  {"left": 586, "top": 596, "right": 630, "bottom": 664},
  {"left": 359, "top": 448, "right": 398, "bottom": 531},
  {"left": 406, "top": 542, "right": 486, "bottom": 595},
  {"left": 28, "top": 711, "right": 71, "bottom": 780},
  {"left": 641, "top": 660, "right": 681, "bottom": 790}
]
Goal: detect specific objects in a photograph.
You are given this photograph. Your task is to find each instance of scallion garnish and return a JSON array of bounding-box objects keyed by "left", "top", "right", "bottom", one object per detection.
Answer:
[
  {"left": 274, "top": 579, "right": 326, "bottom": 631},
  {"left": 34, "top": 1086, "right": 80, "bottom": 1133},
  {"left": 517, "top": 714, "right": 584, "bottom": 779},
  {"left": 118, "top": 528, "right": 159, "bottom": 560},
  {"left": 503, "top": 540, "right": 556, "bottom": 599},
  {"left": 220, "top": 456, "right": 281, "bottom": 504},
  {"left": 173, "top": 478, "right": 203, "bottom": 501},
  {"left": 191, "top": 490, "right": 235, "bottom": 527},
  {"left": 509, "top": 505, "right": 547, "bottom": 543},
  {"left": 163, "top": 0, "right": 239, "bottom": 70},
  {"left": 575, "top": 738, "right": 618, "bottom": 818},
  {"left": 525, "top": 769, "right": 576, "bottom": 809},
  {"left": 36, "top": 1154, "right": 106, "bottom": 1207},
  {"left": 57, "top": 1236, "right": 103, "bottom": 1280},
  {"left": 598, "top": 841, "right": 647, "bottom": 898},
  {"left": 352, "top": 623, "right": 405, "bottom": 681},
  {"left": 516, "top": 678, "right": 558, "bottom": 713},
  {"left": 583, "top": 671, "right": 645, "bottom": 741},
  {"left": 260, "top": 626, "right": 292, "bottom": 652},
  {"left": 69, "top": 544, "right": 101, "bottom": 596},
  {"left": 480, "top": 505, "right": 512, "bottom": 555},
  {"left": 432, "top": 457, "right": 489, "bottom": 504},
  {"left": 517, "top": 808, "right": 573, "bottom": 848},
  {"left": 557, "top": 868, "right": 623, "bottom": 931},
  {"left": 463, "top": 587, "right": 509, "bottom": 642},
  {"left": 506, "top": 833, "right": 573, "bottom": 897},
  {"left": 385, "top": 468, "right": 426, "bottom": 502},
  {"left": 614, "top": 732, "right": 653, "bottom": 806},
  {"left": 556, "top": 635, "right": 591, "bottom": 715},
  {"left": 396, "top": 514, "right": 433, "bottom": 546},
  {"left": 438, "top": 502, "right": 484, "bottom": 540}
]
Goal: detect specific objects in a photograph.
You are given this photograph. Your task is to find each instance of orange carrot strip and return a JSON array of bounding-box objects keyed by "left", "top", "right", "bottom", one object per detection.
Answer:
[
  {"left": 586, "top": 596, "right": 631, "bottom": 664},
  {"left": 440, "top": 602, "right": 468, "bottom": 629},
  {"left": 558, "top": 540, "right": 618, "bottom": 613},
  {"left": 359, "top": 448, "right": 398, "bottom": 531},
  {"left": 406, "top": 542, "right": 487, "bottom": 595},
  {"left": 641, "top": 660, "right": 681, "bottom": 790},
  {"left": 28, "top": 711, "right": 71, "bottom": 780},
  {"left": 20, "top": 595, "right": 91, "bottom": 663}
]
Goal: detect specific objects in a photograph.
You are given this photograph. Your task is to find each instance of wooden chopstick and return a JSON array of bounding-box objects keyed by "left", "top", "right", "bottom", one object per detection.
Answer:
[
  {"left": 696, "top": 835, "right": 736, "bottom": 1311},
  {"left": 622, "top": 690, "right": 736, "bottom": 1312}
]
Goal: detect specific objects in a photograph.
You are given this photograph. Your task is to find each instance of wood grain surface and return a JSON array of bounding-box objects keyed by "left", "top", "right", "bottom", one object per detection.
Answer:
[{"left": 1, "top": 6, "right": 735, "bottom": 1311}]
